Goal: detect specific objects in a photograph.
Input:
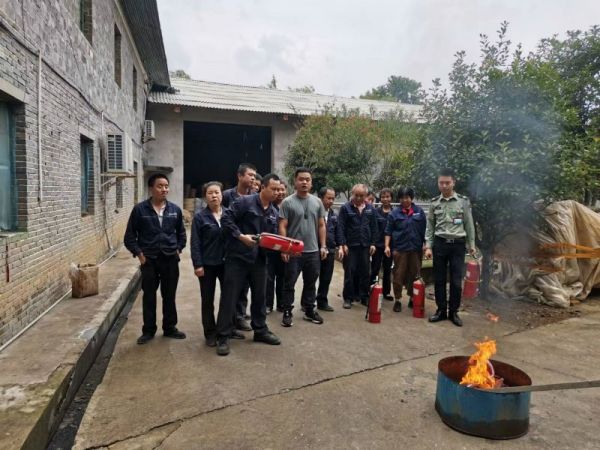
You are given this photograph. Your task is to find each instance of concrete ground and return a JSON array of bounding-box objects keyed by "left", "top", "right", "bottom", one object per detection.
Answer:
[
  {"left": 0, "top": 249, "right": 140, "bottom": 450},
  {"left": 71, "top": 244, "right": 600, "bottom": 450}
]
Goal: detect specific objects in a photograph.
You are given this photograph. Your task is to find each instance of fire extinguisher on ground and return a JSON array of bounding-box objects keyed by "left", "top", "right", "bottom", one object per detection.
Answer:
[
  {"left": 412, "top": 277, "right": 425, "bottom": 318},
  {"left": 463, "top": 256, "right": 481, "bottom": 299},
  {"left": 366, "top": 279, "right": 383, "bottom": 323}
]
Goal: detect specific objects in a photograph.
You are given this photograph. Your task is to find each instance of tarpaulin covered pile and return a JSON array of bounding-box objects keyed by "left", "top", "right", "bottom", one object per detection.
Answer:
[{"left": 491, "top": 201, "right": 600, "bottom": 308}]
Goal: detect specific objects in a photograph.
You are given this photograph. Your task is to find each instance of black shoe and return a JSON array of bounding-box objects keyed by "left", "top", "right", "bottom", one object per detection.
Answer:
[
  {"left": 216, "top": 338, "right": 230, "bottom": 356},
  {"left": 231, "top": 329, "right": 246, "bottom": 340},
  {"left": 428, "top": 310, "right": 448, "bottom": 323},
  {"left": 343, "top": 299, "right": 352, "bottom": 309},
  {"left": 393, "top": 300, "right": 402, "bottom": 312},
  {"left": 449, "top": 312, "right": 463, "bottom": 327},
  {"left": 383, "top": 295, "right": 394, "bottom": 301},
  {"left": 164, "top": 328, "right": 186, "bottom": 339},
  {"left": 266, "top": 306, "right": 273, "bottom": 315},
  {"left": 254, "top": 330, "right": 281, "bottom": 345},
  {"left": 205, "top": 336, "right": 217, "bottom": 347},
  {"left": 408, "top": 298, "right": 413, "bottom": 309},
  {"left": 136, "top": 333, "right": 154, "bottom": 345},
  {"left": 304, "top": 309, "right": 324, "bottom": 324},
  {"left": 281, "top": 310, "right": 293, "bottom": 327},
  {"left": 360, "top": 299, "right": 369, "bottom": 306},
  {"left": 317, "top": 303, "right": 334, "bottom": 312},
  {"left": 236, "top": 319, "right": 252, "bottom": 331}
]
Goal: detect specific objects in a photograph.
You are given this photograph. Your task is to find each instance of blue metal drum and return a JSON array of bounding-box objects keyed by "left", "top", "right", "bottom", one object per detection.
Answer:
[{"left": 435, "top": 356, "right": 532, "bottom": 439}]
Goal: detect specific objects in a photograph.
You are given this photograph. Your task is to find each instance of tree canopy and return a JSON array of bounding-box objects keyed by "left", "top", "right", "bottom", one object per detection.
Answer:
[{"left": 361, "top": 75, "right": 423, "bottom": 104}]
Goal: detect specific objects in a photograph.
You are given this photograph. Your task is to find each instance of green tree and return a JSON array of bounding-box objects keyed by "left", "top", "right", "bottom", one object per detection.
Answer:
[
  {"left": 361, "top": 75, "right": 423, "bottom": 104},
  {"left": 170, "top": 69, "right": 191, "bottom": 79},
  {"left": 285, "top": 112, "right": 382, "bottom": 197},
  {"left": 288, "top": 85, "right": 316, "bottom": 93},
  {"left": 266, "top": 74, "right": 278, "bottom": 89},
  {"left": 413, "top": 22, "right": 565, "bottom": 296}
]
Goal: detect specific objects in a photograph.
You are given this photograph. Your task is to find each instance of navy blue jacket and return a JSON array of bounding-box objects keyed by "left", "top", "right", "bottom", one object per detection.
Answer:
[
  {"left": 384, "top": 204, "right": 427, "bottom": 252},
  {"left": 124, "top": 199, "right": 186, "bottom": 258},
  {"left": 222, "top": 193, "right": 278, "bottom": 263},
  {"left": 336, "top": 201, "right": 378, "bottom": 248},
  {"left": 325, "top": 209, "right": 338, "bottom": 250},
  {"left": 374, "top": 207, "right": 391, "bottom": 248},
  {"left": 222, "top": 187, "right": 248, "bottom": 208},
  {"left": 190, "top": 207, "right": 227, "bottom": 268}
]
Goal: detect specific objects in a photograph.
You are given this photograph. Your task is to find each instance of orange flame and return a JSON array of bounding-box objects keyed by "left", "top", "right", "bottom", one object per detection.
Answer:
[
  {"left": 460, "top": 339, "right": 499, "bottom": 389},
  {"left": 486, "top": 312, "right": 499, "bottom": 322}
]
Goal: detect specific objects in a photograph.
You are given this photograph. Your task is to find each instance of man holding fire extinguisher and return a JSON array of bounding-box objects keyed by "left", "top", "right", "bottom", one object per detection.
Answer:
[
  {"left": 215, "top": 173, "right": 283, "bottom": 356},
  {"left": 424, "top": 168, "right": 476, "bottom": 327}
]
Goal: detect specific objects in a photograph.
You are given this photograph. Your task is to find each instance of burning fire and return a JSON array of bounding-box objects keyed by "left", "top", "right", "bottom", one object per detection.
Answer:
[
  {"left": 486, "top": 312, "right": 499, "bottom": 322},
  {"left": 460, "top": 338, "right": 503, "bottom": 389}
]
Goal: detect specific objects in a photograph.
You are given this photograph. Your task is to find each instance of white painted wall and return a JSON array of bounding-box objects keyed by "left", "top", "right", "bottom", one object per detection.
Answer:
[{"left": 144, "top": 104, "right": 299, "bottom": 207}]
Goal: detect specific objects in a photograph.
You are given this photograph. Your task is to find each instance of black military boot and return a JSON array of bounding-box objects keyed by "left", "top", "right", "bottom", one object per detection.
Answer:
[{"left": 428, "top": 310, "right": 447, "bottom": 323}]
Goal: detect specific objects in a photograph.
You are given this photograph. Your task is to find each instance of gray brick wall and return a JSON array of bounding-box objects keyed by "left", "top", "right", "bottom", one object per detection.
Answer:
[{"left": 0, "top": 0, "right": 150, "bottom": 345}]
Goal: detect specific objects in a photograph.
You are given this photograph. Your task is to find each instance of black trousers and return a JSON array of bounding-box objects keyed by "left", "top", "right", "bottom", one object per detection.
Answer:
[
  {"left": 198, "top": 264, "right": 224, "bottom": 339},
  {"left": 266, "top": 252, "right": 285, "bottom": 309},
  {"left": 342, "top": 246, "right": 370, "bottom": 302},
  {"left": 432, "top": 238, "right": 466, "bottom": 313},
  {"left": 235, "top": 282, "right": 249, "bottom": 320},
  {"left": 316, "top": 251, "right": 335, "bottom": 306},
  {"left": 217, "top": 257, "right": 268, "bottom": 338},
  {"left": 282, "top": 252, "right": 321, "bottom": 312},
  {"left": 140, "top": 254, "right": 180, "bottom": 335},
  {"left": 370, "top": 247, "right": 392, "bottom": 296}
]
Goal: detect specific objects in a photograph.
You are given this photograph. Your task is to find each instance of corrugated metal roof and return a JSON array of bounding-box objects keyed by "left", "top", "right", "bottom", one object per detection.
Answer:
[
  {"left": 149, "top": 78, "right": 422, "bottom": 119},
  {"left": 121, "top": 0, "right": 170, "bottom": 89}
]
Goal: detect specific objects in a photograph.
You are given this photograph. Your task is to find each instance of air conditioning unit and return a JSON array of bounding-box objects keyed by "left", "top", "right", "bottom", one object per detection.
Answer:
[
  {"left": 106, "top": 133, "right": 133, "bottom": 174},
  {"left": 144, "top": 120, "right": 156, "bottom": 141}
]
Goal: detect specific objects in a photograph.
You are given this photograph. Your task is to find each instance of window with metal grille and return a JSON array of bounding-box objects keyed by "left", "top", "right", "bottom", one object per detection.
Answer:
[
  {"left": 79, "top": 0, "right": 93, "bottom": 44},
  {"left": 114, "top": 25, "right": 121, "bottom": 87},
  {"left": 132, "top": 66, "right": 137, "bottom": 111},
  {"left": 106, "top": 133, "right": 123, "bottom": 171},
  {"left": 133, "top": 161, "right": 139, "bottom": 203},
  {"left": 80, "top": 135, "right": 94, "bottom": 215},
  {"left": 116, "top": 178, "right": 123, "bottom": 209},
  {"left": 0, "top": 102, "right": 16, "bottom": 231}
]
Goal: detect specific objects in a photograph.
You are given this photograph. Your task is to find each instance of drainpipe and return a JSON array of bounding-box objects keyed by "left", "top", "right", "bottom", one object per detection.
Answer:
[
  {"left": 100, "top": 111, "right": 113, "bottom": 251},
  {"left": 37, "top": 51, "right": 43, "bottom": 203}
]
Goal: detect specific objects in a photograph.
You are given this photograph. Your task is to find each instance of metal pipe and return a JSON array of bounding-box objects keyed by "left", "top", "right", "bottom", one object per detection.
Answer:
[
  {"left": 37, "top": 51, "right": 43, "bottom": 202},
  {"left": 490, "top": 379, "right": 600, "bottom": 394},
  {"left": 0, "top": 247, "right": 120, "bottom": 354}
]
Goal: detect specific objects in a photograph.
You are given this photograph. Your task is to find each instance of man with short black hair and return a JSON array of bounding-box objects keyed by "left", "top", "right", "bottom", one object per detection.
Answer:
[
  {"left": 216, "top": 173, "right": 283, "bottom": 356},
  {"left": 315, "top": 187, "right": 337, "bottom": 312},
  {"left": 424, "top": 168, "right": 476, "bottom": 327},
  {"left": 279, "top": 168, "right": 328, "bottom": 327},
  {"left": 222, "top": 162, "right": 257, "bottom": 331},
  {"left": 124, "top": 173, "right": 187, "bottom": 345},
  {"left": 266, "top": 180, "right": 288, "bottom": 314},
  {"left": 222, "top": 163, "right": 257, "bottom": 207}
]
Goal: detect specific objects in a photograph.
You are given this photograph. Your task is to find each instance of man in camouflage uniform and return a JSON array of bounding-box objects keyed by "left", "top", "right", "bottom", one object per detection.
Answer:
[{"left": 424, "top": 168, "right": 476, "bottom": 327}]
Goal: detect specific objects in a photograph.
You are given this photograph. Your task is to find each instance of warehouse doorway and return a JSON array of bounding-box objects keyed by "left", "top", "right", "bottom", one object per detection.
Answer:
[{"left": 183, "top": 121, "right": 272, "bottom": 197}]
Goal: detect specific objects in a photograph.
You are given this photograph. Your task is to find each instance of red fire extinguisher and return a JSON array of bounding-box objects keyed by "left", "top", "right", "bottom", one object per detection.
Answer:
[
  {"left": 463, "top": 258, "right": 481, "bottom": 299},
  {"left": 253, "top": 233, "right": 304, "bottom": 255},
  {"left": 366, "top": 281, "right": 383, "bottom": 323},
  {"left": 412, "top": 277, "right": 425, "bottom": 318}
]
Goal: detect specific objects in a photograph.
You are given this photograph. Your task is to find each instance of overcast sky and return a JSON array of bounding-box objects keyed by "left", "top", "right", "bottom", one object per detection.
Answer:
[{"left": 157, "top": 0, "right": 600, "bottom": 97}]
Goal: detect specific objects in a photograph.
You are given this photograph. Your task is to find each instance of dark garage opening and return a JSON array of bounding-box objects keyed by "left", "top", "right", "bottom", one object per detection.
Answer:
[{"left": 184, "top": 121, "right": 272, "bottom": 196}]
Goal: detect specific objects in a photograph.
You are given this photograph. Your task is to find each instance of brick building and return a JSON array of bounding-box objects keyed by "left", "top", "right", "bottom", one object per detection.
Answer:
[{"left": 0, "top": 0, "right": 170, "bottom": 346}]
